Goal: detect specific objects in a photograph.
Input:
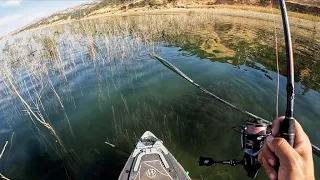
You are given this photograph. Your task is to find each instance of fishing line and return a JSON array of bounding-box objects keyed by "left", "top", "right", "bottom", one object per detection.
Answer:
[{"left": 270, "top": 0, "right": 280, "bottom": 118}]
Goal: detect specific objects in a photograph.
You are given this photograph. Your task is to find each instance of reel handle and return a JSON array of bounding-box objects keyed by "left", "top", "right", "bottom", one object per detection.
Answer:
[
  {"left": 199, "top": 157, "right": 244, "bottom": 166},
  {"left": 198, "top": 157, "right": 214, "bottom": 166}
]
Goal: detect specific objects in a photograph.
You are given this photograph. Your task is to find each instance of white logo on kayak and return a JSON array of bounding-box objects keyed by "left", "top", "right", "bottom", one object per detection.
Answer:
[{"left": 146, "top": 169, "right": 157, "bottom": 178}]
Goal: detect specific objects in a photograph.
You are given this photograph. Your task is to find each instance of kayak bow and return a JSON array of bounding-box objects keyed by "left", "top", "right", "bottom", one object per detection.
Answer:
[{"left": 118, "top": 131, "right": 190, "bottom": 180}]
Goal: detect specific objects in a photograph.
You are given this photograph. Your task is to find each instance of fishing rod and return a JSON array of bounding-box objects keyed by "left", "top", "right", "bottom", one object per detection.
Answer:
[
  {"left": 151, "top": 45, "right": 319, "bottom": 179},
  {"left": 150, "top": 2, "right": 320, "bottom": 179},
  {"left": 149, "top": 53, "right": 271, "bottom": 125},
  {"left": 150, "top": 53, "right": 269, "bottom": 177},
  {"left": 279, "top": 0, "right": 295, "bottom": 148},
  {"left": 150, "top": 53, "right": 320, "bottom": 157}
]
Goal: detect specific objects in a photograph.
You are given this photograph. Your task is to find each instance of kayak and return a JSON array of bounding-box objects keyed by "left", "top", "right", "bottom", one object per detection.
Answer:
[{"left": 118, "top": 131, "right": 191, "bottom": 180}]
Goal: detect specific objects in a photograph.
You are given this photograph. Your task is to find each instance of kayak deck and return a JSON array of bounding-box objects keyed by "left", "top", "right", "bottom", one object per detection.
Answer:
[{"left": 119, "top": 131, "right": 190, "bottom": 180}]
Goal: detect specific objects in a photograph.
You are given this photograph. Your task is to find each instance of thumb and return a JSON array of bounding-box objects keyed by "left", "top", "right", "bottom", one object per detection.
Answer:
[{"left": 266, "top": 136, "right": 298, "bottom": 165}]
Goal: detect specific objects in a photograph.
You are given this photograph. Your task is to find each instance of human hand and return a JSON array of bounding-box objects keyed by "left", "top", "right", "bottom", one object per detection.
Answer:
[{"left": 258, "top": 117, "right": 315, "bottom": 180}]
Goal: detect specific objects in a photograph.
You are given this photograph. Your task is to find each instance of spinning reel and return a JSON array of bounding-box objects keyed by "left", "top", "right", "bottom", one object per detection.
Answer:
[{"left": 199, "top": 119, "right": 271, "bottom": 178}]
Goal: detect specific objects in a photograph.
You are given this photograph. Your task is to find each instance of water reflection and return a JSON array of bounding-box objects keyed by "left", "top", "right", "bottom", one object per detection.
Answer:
[{"left": 0, "top": 13, "right": 319, "bottom": 179}]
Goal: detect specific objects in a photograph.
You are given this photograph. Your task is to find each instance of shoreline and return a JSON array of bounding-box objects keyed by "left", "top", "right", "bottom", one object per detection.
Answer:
[
  {"left": 3, "top": 5, "right": 320, "bottom": 39},
  {"left": 26, "top": 7, "right": 320, "bottom": 30}
]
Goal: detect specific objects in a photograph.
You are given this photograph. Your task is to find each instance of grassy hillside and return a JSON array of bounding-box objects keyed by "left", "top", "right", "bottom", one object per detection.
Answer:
[
  {"left": 12, "top": 0, "right": 134, "bottom": 35},
  {"left": 290, "top": 0, "right": 320, "bottom": 6},
  {"left": 12, "top": 0, "right": 320, "bottom": 35}
]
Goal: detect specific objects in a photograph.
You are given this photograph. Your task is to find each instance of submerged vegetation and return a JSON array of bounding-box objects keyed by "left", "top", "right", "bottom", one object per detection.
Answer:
[{"left": 0, "top": 11, "right": 319, "bottom": 179}]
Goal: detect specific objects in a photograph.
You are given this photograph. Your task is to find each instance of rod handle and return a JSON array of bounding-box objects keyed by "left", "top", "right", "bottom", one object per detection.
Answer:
[
  {"left": 280, "top": 117, "right": 295, "bottom": 147},
  {"left": 275, "top": 117, "right": 295, "bottom": 172}
]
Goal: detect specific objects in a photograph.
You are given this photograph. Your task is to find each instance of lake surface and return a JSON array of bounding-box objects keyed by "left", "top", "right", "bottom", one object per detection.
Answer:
[{"left": 0, "top": 13, "right": 319, "bottom": 179}]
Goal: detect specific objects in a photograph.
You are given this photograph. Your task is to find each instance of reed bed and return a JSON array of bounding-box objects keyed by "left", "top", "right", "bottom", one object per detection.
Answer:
[{"left": 0, "top": 13, "right": 224, "bottom": 178}]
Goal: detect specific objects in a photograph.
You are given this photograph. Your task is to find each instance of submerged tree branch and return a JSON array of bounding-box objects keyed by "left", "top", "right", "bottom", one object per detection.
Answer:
[
  {"left": 0, "top": 141, "right": 10, "bottom": 180},
  {"left": 0, "top": 173, "right": 10, "bottom": 180},
  {"left": 6, "top": 74, "right": 55, "bottom": 134},
  {"left": 0, "top": 141, "right": 8, "bottom": 159}
]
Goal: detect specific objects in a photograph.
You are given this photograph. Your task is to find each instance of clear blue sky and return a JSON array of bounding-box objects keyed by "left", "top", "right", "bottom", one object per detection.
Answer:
[{"left": 0, "top": 0, "right": 92, "bottom": 37}]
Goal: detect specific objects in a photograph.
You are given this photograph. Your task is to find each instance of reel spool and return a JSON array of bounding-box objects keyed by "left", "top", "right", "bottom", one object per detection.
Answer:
[{"left": 240, "top": 119, "right": 270, "bottom": 156}]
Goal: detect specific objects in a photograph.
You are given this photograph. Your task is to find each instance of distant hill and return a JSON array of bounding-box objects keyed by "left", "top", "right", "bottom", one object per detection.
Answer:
[
  {"left": 11, "top": 0, "right": 135, "bottom": 35},
  {"left": 8, "top": 0, "right": 320, "bottom": 36}
]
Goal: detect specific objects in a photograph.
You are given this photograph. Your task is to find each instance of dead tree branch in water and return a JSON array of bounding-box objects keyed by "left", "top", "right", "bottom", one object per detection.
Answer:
[{"left": 0, "top": 141, "right": 10, "bottom": 180}]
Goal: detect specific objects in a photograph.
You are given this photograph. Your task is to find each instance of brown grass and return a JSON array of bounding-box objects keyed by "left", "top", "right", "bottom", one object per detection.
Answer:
[
  {"left": 14, "top": 3, "right": 320, "bottom": 36},
  {"left": 214, "top": 5, "right": 320, "bottom": 22}
]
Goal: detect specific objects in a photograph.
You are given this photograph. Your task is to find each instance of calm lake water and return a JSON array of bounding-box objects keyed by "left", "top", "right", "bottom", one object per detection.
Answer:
[{"left": 0, "top": 13, "right": 319, "bottom": 180}]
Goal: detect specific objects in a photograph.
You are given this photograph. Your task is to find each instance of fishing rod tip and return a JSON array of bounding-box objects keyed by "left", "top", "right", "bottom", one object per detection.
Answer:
[{"left": 148, "top": 52, "right": 156, "bottom": 58}]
